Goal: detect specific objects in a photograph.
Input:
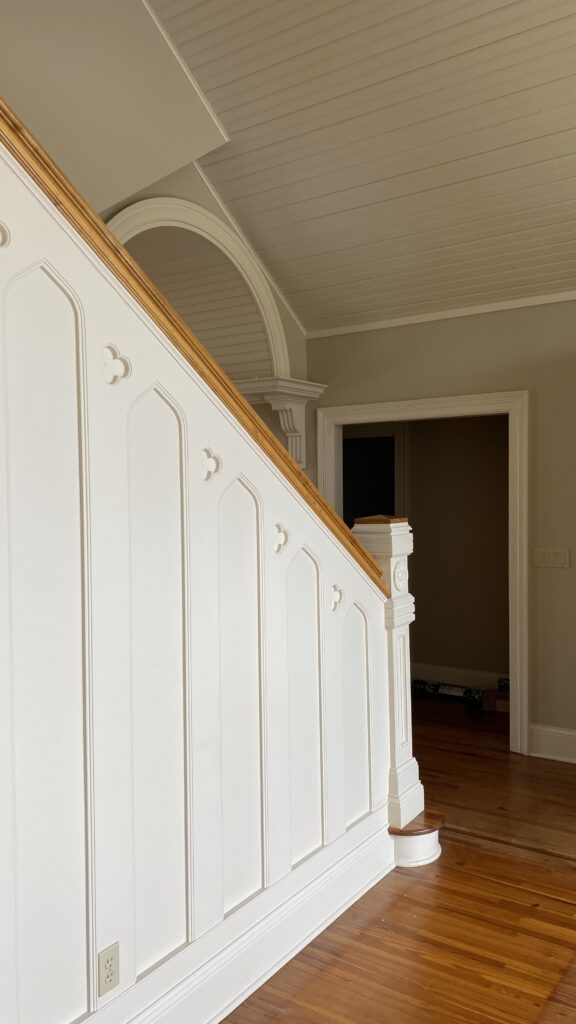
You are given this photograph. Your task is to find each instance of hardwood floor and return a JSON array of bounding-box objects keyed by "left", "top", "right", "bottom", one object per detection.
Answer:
[{"left": 225, "top": 701, "right": 576, "bottom": 1024}]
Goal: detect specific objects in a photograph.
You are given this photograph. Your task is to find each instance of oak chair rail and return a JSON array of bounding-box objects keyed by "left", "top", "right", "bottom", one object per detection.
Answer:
[{"left": 0, "top": 98, "right": 388, "bottom": 596}]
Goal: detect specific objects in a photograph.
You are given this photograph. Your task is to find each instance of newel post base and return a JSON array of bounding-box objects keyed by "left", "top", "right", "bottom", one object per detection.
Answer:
[{"left": 352, "top": 516, "right": 425, "bottom": 830}]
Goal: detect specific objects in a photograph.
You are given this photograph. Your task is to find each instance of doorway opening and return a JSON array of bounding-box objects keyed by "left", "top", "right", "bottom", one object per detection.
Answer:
[
  {"left": 317, "top": 391, "right": 529, "bottom": 754},
  {"left": 343, "top": 415, "right": 509, "bottom": 738}
]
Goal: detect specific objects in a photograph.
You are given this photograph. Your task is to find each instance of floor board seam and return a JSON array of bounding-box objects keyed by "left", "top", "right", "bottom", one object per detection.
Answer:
[{"left": 442, "top": 825, "right": 576, "bottom": 865}]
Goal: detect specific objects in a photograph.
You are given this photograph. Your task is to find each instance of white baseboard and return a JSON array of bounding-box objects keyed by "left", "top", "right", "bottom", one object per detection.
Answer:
[
  {"left": 411, "top": 662, "right": 505, "bottom": 691},
  {"left": 529, "top": 724, "right": 576, "bottom": 763},
  {"left": 95, "top": 825, "right": 395, "bottom": 1024}
]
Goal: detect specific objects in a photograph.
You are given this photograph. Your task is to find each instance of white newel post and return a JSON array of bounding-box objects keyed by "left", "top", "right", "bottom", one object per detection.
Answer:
[{"left": 352, "top": 517, "right": 425, "bottom": 829}]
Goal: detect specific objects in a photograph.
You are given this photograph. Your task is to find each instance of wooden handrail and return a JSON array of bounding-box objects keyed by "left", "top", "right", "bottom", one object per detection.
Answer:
[{"left": 0, "top": 98, "right": 389, "bottom": 597}]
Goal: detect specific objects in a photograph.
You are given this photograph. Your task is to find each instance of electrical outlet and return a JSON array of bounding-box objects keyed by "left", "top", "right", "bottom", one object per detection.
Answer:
[{"left": 98, "top": 942, "right": 119, "bottom": 996}]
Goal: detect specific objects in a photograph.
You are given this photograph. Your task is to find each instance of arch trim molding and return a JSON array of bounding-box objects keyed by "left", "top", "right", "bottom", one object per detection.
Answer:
[{"left": 107, "top": 198, "right": 290, "bottom": 378}]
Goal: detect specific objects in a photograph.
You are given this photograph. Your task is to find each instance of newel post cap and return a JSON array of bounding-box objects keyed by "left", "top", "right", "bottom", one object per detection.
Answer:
[
  {"left": 352, "top": 515, "right": 413, "bottom": 562},
  {"left": 352, "top": 515, "right": 413, "bottom": 602}
]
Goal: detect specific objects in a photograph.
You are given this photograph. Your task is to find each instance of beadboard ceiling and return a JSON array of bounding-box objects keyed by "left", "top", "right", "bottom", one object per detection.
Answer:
[
  {"left": 150, "top": 0, "right": 576, "bottom": 333},
  {"left": 127, "top": 226, "right": 272, "bottom": 379}
]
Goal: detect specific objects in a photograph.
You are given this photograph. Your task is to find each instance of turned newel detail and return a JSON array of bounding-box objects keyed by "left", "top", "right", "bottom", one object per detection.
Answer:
[{"left": 352, "top": 515, "right": 425, "bottom": 828}]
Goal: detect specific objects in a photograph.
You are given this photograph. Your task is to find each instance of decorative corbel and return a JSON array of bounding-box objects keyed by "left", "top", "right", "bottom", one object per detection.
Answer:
[{"left": 237, "top": 377, "right": 326, "bottom": 471}]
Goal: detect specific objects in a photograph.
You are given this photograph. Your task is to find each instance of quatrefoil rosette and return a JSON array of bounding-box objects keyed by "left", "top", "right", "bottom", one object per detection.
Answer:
[
  {"left": 103, "top": 345, "right": 131, "bottom": 385},
  {"left": 200, "top": 447, "right": 222, "bottom": 482},
  {"left": 274, "top": 523, "right": 290, "bottom": 554}
]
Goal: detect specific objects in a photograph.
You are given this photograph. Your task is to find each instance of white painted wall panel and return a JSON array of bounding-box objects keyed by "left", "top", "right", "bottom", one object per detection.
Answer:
[
  {"left": 342, "top": 605, "right": 371, "bottom": 827},
  {"left": 287, "top": 550, "right": 323, "bottom": 864},
  {"left": 0, "top": 142, "right": 397, "bottom": 1024},
  {"left": 128, "top": 388, "right": 188, "bottom": 975},
  {"left": 4, "top": 267, "right": 88, "bottom": 1024},
  {"left": 218, "top": 480, "right": 263, "bottom": 912}
]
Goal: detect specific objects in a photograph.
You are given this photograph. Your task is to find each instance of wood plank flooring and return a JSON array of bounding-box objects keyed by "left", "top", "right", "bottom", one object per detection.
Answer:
[{"left": 225, "top": 701, "right": 576, "bottom": 1024}]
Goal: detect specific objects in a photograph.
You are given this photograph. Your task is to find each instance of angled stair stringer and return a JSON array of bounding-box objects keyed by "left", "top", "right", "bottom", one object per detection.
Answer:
[{"left": 0, "top": 101, "right": 430, "bottom": 1024}]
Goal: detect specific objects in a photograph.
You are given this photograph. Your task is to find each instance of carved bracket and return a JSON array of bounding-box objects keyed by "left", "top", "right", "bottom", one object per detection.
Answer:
[
  {"left": 331, "top": 584, "right": 344, "bottom": 611},
  {"left": 274, "top": 523, "right": 290, "bottom": 553},
  {"left": 103, "top": 345, "right": 131, "bottom": 385},
  {"left": 237, "top": 377, "right": 326, "bottom": 471},
  {"left": 200, "top": 447, "right": 222, "bottom": 481}
]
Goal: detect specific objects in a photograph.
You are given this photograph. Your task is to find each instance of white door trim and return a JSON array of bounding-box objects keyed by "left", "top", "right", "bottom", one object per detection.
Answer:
[{"left": 317, "top": 391, "right": 529, "bottom": 755}]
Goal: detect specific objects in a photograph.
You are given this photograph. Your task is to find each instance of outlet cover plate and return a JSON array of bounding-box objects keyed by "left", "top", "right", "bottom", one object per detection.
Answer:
[{"left": 98, "top": 941, "right": 119, "bottom": 996}]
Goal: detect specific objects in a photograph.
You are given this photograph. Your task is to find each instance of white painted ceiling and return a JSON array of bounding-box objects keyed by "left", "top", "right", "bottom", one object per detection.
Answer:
[
  {"left": 150, "top": 0, "right": 576, "bottom": 333},
  {"left": 126, "top": 227, "right": 272, "bottom": 379}
]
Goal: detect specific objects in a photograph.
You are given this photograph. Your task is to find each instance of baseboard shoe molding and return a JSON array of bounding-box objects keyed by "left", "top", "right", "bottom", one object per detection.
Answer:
[
  {"left": 99, "top": 827, "right": 395, "bottom": 1024},
  {"left": 529, "top": 724, "right": 576, "bottom": 763},
  {"left": 411, "top": 662, "right": 506, "bottom": 691}
]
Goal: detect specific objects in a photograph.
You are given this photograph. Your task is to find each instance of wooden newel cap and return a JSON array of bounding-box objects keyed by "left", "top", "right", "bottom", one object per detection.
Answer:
[{"left": 354, "top": 515, "right": 409, "bottom": 524}]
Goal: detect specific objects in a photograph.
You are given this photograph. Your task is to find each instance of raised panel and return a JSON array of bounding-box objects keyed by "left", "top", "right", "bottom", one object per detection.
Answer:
[
  {"left": 342, "top": 604, "right": 371, "bottom": 827},
  {"left": 218, "top": 478, "right": 263, "bottom": 912},
  {"left": 128, "top": 387, "right": 188, "bottom": 975},
  {"left": 287, "top": 550, "right": 323, "bottom": 863},
  {"left": 396, "top": 633, "right": 410, "bottom": 748},
  {"left": 4, "top": 266, "right": 88, "bottom": 1024}
]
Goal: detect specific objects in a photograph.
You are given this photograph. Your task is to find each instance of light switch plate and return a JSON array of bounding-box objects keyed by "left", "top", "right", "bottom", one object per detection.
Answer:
[{"left": 533, "top": 548, "right": 570, "bottom": 569}]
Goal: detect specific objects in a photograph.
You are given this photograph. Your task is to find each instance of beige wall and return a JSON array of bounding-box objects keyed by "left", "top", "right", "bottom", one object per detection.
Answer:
[
  {"left": 407, "top": 416, "right": 508, "bottom": 679},
  {"left": 308, "top": 301, "right": 576, "bottom": 729}
]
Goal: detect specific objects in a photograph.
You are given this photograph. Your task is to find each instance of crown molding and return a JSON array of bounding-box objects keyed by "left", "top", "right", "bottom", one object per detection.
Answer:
[
  {"left": 237, "top": 377, "right": 326, "bottom": 404},
  {"left": 307, "top": 290, "right": 576, "bottom": 339}
]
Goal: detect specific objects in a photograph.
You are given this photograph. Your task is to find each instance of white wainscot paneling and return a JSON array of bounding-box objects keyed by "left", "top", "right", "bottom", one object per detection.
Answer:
[
  {"left": 218, "top": 479, "right": 264, "bottom": 912},
  {"left": 128, "top": 387, "right": 188, "bottom": 975},
  {"left": 287, "top": 549, "right": 323, "bottom": 864},
  {"left": 342, "top": 604, "right": 371, "bottom": 827},
  {"left": 0, "top": 140, "right": 405, "bottom": 1024},
  {"left": 4, "top": 266, "right": 88, "bottom": 1024}
]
